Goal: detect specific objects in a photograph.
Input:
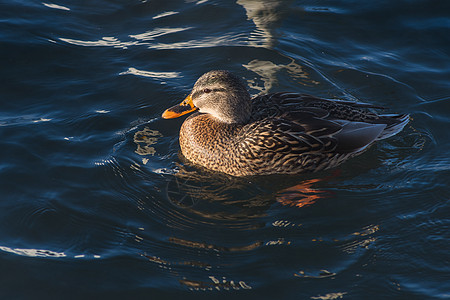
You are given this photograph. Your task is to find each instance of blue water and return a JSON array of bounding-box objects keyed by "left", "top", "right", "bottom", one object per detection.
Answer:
[{"left": 1, "top": 0, "right": 449, "bottom": 299}]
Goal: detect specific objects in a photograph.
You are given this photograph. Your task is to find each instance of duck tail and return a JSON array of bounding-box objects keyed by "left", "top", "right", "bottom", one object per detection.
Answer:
[{"left": 376, "top": 113, "right": 410, "bottom": 140}]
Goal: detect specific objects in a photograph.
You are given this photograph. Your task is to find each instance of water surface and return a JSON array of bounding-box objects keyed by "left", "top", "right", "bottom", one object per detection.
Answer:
[{"left": 0, "top": 0, "right": 449, "bottom": 299}]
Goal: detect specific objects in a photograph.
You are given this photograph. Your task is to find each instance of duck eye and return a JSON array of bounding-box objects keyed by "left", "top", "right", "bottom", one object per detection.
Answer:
[{"left": 203, "top": 88, "right": 211, "bottom": 94}]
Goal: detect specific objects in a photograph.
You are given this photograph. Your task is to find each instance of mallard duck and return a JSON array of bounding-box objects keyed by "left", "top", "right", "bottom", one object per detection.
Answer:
[{"left": 162, "top": 70, "right": 409, "bottom": 176}]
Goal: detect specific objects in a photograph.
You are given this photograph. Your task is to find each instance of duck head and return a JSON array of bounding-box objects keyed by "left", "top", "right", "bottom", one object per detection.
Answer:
[{"left": 162, "top": 70, "right": 252, "bottom": 124}]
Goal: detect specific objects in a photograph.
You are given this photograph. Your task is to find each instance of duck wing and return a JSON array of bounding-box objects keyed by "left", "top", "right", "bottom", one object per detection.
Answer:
[
  {"left": 236, "top": 116, "right": 381, "bottom": 175},
  {"left": 238, "top": 116, "right": 338, "bottom": 157},
  {"left": 252, "top": 92, "right": 409, "bottom": 143},
  {"left": 251, "top": 92, "right": 383, "bottom": 121},
  {"left": 235, "top": 117, "right": 336, "bottom": 174},
  {"left": 240, "top": 110, "right": 386, "bottom": 158}
]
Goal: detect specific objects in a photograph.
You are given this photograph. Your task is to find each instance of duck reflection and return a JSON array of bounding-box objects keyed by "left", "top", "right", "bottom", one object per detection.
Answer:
[
  {"left": 179, "top": 276, "right": 252, "bottom": 291},
  {"left": 165, "top": 164, "right": 273, "bottom": 225},
  {"left": 237, "top": 0, "right": 318, "bottom": 94},
  {"left": 166, "top": 161, "right": 333, "bottom": 216},
  {"left": 169, "top": 236, "right": 262, "bottom": 252},
  {"left": 133, "top": 126, "right": 163, "bottom": 160},
  {"left": 243, "top": 58, "right": 320, "bottom": 95},
  {"left": 237, "top": 0, "right": 294, "bottom": 48},
  {"left": 142, "top": 250, "right": 254, "bottom": 291},
  {"left": 150, "top": 168, "right": 334, "bottom": 291},
  {"left": 276, "top": 178, "right": 329, "bottom": 208}
]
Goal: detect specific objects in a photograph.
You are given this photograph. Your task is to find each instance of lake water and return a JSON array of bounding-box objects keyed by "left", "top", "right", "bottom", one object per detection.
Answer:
[{"left": 1, "top": 0, "right": 449, "bottom": 299}]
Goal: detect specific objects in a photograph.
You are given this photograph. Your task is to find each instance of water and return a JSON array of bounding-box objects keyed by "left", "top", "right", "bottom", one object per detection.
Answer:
[{"left": 0, "top": 0, "right": 449, "bottom": 299}]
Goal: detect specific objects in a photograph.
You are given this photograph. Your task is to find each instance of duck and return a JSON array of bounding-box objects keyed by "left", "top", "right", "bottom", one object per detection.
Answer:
[{"left": 162, "top": 70, "right": 409, "bottom": 177}]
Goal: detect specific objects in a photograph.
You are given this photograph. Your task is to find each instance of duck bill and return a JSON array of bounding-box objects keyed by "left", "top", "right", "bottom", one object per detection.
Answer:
[{"left": 162, "top": 95, "right": 198, "bottom": 119}]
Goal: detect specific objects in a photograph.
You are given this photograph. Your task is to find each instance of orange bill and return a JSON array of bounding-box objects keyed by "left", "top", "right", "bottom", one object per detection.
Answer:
[{"left": 162, "top": 95, "right": 198, "bottom": 119}]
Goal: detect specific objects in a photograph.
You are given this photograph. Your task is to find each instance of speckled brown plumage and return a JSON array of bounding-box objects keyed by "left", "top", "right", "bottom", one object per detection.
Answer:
[{"left": 163, "top": 70, "right": 409, "bottom": 177}]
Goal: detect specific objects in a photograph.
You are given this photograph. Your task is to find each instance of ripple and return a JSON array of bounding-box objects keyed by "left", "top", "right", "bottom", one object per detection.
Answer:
[
  {"left": 152, "top": 11, "right": 179, "bottom": 20},
  {"left": 129, "top": 27, "right": 193, "bottom": 41},
  {"left": 59, "top": 36, "right": 139, "bottom": 49},
  {"left": 42, "top": 3, "right": 70, "bottom": 11},
  {"left": 0, "top": 245, "right": 66, "bottom": 258},
  {"left": 119, "top": 67, "right": 181, "bottom": 81},
  {"left": 0, "top": 114, "right": 53, "bottom": 127}
]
